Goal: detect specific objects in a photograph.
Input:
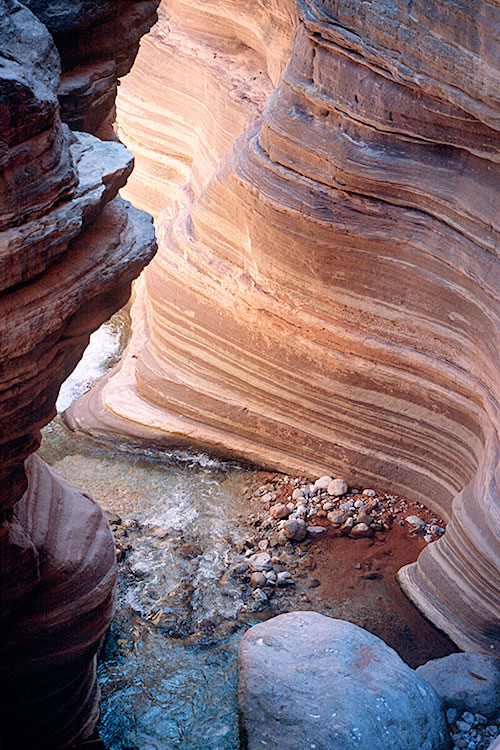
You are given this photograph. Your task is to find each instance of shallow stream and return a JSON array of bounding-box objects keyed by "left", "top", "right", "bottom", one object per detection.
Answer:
[
  {"left": 38, "top": 310, "right": 456, "bottom": 749},
  {"left": 40, "top": 311, "right": 268, "bottom": 749}
]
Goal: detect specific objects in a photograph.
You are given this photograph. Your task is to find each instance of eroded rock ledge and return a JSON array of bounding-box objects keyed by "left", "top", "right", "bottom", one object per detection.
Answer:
[
  {"left": 67, "top": 0, "right": 500, "bottom": 652},
  {"left": 23, "top": 0, "right": 161, "bottom": 136},
  {"left": 0, "top": 2, "right": 156, "bottom": 746}
]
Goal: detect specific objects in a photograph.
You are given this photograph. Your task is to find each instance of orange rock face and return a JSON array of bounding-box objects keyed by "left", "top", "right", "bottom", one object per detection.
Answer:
[
  {"left": 0, "top": 1, "right": 156, "bottom": 746},
  {"left": 67, "top": 0, "right": 500, "bottom": 653}
]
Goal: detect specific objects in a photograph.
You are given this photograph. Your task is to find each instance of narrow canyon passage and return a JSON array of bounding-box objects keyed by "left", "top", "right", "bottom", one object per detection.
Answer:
[
  {"left": 67, "top": 0, "right": 500, "bottom": 654},
  {"left": 39, "top": 314, "right": 456, "bottom": 748},
  {"left": 2, "top": 0, "right": 500, "bottom": 747}
]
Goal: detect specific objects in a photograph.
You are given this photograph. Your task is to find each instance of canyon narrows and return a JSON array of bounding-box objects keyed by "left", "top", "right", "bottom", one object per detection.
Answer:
[
  {"left": 65, "top": 0, "right": 500, "bottom": 655},
  {"left": 2, "top": 0, "right": 500, "bottom": 747},
  {"left": 0, "top": 0, "right": 158, "bottom": 746}
]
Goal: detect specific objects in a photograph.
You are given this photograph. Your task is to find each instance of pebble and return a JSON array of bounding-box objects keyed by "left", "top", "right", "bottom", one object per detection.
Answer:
[
  {"left": 270, "top": 503, "right": 291, "bottom": 520},
  {"left": 362, "top": 489, "right": 376, "bottom": 497},
  {"left": 327, "top": 510, "right": 350, "bottom": 526},
  {"left": 315, "top": 475, "right": 333, "bottom": 489},
  {"left": 340, "top": 500, "right": 355, "bottom": 510},
  {"left": 258, "top": 539, "right": 269, "bottom": 551},
  {"left": 266, "top": 570, "right": 277, "bottom": 583},
  {"left": 350, "top": 522, "right": 373, "bottom": 538},
  {"left": 283, "top": 518, "right": 307, "bottom": 541},
  {"left": 277, "top": 531, "right": 288, "bottom": 545},
  {"left": 327, "top": 478, "right": 348, "bottom": 496},
  {"left": 405, "top": 515, "right": 426, "bottom": 527},
  {"left": 248, "top": 552, "right": 272, "bottom": 571},
  {"left": 261, "top": 492, "right": 274, "bottom": 504},
  {"left": 424, "top": 534, "right": 433, "bottom": 542},
  {"left": 292, "top": 488, "right": 305, "bottom": 500},
  {"left": 251, "top": 572, "right": 267, "bottom": 588},
  {"left": 340, "top": 517, "right": 354, "bottom": 534},
  {"left": 430, "top": 524, "right": 445, "bottom": 535},
  {"left": 354, "top": 499, "right": 364, "bottom": 509},
  {"left": 307, "top": 526, "right": 327, "bottom": 536},
  {"left": 232, "top": 561, "right": 249, "bottom": 574},
  {"left": 252, "top": 588, "right": 268, "bottom": 602},
  {"left": 276, "top": 571, "right": 294, "bottom": 586},
  {"left": 323, "top": 502, "right": 335, "bottom": 511}
]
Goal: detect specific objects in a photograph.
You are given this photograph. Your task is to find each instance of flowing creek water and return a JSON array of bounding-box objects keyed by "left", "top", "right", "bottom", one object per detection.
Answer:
[
  {"left": 38, "top": 309, "right": 456, "bottom": 750},
  {"left": 40, "top": 310, "right": 271, "bottom": 749}
]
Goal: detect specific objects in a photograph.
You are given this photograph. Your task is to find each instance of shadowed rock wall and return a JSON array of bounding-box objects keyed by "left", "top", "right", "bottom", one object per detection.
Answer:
[
  {"left": 23, "top": 0, "right": 160, "bottom": 136},
  {"left": 66, "top": 0, "right": 500, "bottom": 652},
  {"left": 0, "top": 1, "right": 156, "bottom": 746}
]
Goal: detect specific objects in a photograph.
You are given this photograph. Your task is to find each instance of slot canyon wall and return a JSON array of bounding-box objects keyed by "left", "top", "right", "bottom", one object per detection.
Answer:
[
  {"left": 67, "top": 0, "right": 500, "bottom": 655},
  {"left": 0, "top": 1, "right": 158, "bottom": 746}
]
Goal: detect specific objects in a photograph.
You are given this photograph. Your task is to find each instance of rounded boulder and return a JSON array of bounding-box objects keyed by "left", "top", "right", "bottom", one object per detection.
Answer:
[{"left": 238, "top": 611, "right": 450, "bottom": 750}]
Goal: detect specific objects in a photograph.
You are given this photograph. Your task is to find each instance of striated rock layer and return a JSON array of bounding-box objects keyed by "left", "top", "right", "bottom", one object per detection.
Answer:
[
  {"left": 67, "top": 0, "right": 500, "bottom": 652},
  {"left": 23, "top": 0, "right": 161, "bottom": 136},
  {"left": 0, "top": 2, "right": 156, "bottom": 747}
]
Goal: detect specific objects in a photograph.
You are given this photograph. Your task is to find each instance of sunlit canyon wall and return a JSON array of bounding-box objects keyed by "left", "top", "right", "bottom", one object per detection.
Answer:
[
  {"left": 0, "top": 1, "right": 158, "bottom": 746},
  {"left": 67, "top": 0, "right": 500, "bottom": 654}
]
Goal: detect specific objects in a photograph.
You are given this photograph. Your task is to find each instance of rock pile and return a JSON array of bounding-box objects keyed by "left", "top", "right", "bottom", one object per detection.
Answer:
[
  {"left": 227, "top": 473, "right": 446, "bottom": 605},
  {"left": 447, "top": 710, "right": 500, "bottom": 750}
]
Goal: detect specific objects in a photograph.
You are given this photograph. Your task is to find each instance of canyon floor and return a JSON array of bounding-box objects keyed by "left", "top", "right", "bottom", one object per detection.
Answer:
[{"left": 39, "top": 413, "right": 458, "bottom": 749}]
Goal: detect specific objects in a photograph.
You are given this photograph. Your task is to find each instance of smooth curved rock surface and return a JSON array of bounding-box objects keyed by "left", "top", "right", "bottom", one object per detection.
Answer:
[
  {"left": 238, "top": 611, "right": 450, "bottom": 750},
  {"left": 112, "top": 0, "right": 296, "bottom": 218},
  {"left": 0, "top": 455, "right": 116, "bottom": 747},
  {"left": 67, "top": 0, "right": 500, "bottom": 652},
  {"left": 417, "top": 653, "right": 500, "bottom": 719},
  {"left": 0, "top": 2, "right": 156, "bottom": 746}
]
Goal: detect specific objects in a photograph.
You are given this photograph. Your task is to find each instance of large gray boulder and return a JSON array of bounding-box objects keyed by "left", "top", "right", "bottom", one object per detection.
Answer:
[
  {"left": 238, "top": 611, "right": 450, "bottom": 750},
  {"left": 417, "top": 653, "right": 500, "bottom": 718}
]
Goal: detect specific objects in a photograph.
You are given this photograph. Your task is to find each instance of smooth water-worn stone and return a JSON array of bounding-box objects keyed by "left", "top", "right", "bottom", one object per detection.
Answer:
[
  {"left": 238, "top": 611, "right": 450, "bottom": 750},
  {"left": 328, "top": 478, "right": 348, "bottom": 496},
  {"left": 417, "top": 654, "right": 500, "bottom": 718},
  {"left": 283, "top": 518, "right": 307, "bottom": 541}
]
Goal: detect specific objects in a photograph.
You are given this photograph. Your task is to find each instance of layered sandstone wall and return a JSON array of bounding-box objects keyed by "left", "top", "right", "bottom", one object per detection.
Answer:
[
  {"left": 0, "top": 1, "right": 156, "bottom": 746},
  {"left": 67, "top": 0, "right": 500, "bottom": 653}
]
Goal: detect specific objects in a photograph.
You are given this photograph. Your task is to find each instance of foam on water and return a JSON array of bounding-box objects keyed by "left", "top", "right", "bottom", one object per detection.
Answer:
[{"left": 56, "top": 308, "right": 130, "bottom": 412}]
